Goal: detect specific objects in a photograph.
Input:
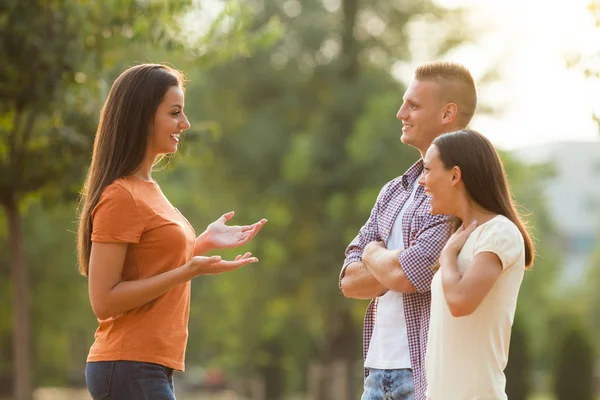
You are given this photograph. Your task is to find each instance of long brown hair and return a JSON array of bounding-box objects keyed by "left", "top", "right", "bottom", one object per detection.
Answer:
[
  {"left": 433, "top": 129, "right": 535, "bottom": 268},
  {"left": 77, "top": 64, "right": 184, "bottom": 276}
]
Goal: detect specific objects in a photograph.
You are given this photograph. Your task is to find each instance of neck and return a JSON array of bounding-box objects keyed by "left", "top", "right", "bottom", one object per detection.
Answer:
[
  {"left": 454, "top": 193, "right": 496, "bottom": 227},
  {"left": 132, "top": 151, "right": 157, "bottom": 181},
  {"left": 418, "top": 143, "right": 433, "bottom": 159},
  {"left": 418, "top": 126, "right": 464, "bottom": 158}
]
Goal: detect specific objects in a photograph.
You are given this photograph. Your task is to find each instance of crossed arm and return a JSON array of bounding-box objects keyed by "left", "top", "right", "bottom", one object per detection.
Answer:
[
  {"left": 340, "top": 247, "right": 415, "bottom": 299},
  {"left": 340, "top": 201, "right": 451, "bottom": 299}
]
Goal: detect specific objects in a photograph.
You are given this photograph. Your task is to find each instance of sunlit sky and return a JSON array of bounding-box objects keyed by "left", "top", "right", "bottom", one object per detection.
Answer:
[{"left": 429, "top": 0, "right": 600, "bottom": 150}]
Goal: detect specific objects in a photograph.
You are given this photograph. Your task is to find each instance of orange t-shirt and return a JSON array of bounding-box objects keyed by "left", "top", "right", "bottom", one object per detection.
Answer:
[{"left": 87, "top": 176, "right": 196, "bottom": 371}]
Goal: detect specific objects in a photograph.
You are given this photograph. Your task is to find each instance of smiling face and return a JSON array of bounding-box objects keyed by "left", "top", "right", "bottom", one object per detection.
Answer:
[
  {"left": 396, "top": 79, "right": 449, "bottom": 155},
  {"left": 148, "top": 85, "right": 190, "bottom": 156},
  {"left": 418, "top": 144, "right": 460, "bottom": 215}
]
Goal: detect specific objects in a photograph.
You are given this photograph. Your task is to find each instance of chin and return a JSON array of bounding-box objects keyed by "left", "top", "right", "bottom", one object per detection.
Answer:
[
  {"left": 164, "top": 144, "right": 179, "bottom": 154},
  {"left": 428, "top": 200, "right": 446, "bottom": 216}
]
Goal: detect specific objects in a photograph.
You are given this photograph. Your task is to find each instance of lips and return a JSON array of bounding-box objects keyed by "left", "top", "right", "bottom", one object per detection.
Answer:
[{"left": 170, "top": 133, "right": 180, "bottom": 143}]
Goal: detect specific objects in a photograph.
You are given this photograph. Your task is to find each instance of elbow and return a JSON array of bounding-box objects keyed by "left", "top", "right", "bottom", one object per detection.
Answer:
[
  {"left": 446, "top": 296, "right": 475, "bottom": 318},
  {"left": 91, "top": 305, "right": 111, "bottom": 321},
  {"left": 90, "top": 298, "right": 113, "bottom": 321},
  {"left": 340, "top": 276, "right": 353, "bottom": 298},
  {"left": 448, "top": 306, "right": 471, "bottom": 318}
]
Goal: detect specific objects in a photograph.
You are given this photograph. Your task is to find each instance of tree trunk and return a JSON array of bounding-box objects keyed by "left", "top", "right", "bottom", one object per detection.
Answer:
[
  {"left": 5, "top": 199, "right": 32, "bottom": 400},
  {"left": 321, "top": 310, "right": 358, "bottom": 400},
  {"left": 259, "top": 339, "right": 284, "bottom": 400}
]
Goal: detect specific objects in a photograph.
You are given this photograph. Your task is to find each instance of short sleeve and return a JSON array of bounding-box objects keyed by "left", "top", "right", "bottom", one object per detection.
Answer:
[
  {"left": 91, "top": 183, "right": 144, "bottom": 243},
  {"left": 473, "top": 218, "right": 524, "bottom": 269}
]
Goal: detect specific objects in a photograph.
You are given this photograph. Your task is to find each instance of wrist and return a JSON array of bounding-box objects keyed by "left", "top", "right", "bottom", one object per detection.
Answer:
[
  {"left": 362, "top": 246, "right": 379, "bottom": 266},
  {"left": 194, "top": 232, "right": 213, "bottom": 255},
  {"left": 440, "top": 251, "right": 456, "bottom": 266},
  {"left": 178, "top": 262, "right": 197, "bottom": 282}
]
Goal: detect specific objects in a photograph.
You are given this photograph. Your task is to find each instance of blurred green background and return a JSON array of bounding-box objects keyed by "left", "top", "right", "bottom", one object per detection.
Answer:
[{"left": 1, "top": 0, "right": 600, "bottom": 399}]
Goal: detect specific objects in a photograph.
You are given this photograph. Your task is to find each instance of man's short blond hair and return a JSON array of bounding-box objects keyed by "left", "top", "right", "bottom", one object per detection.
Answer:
[{"left": 415, "top": 61, "right": 477, "bottom": 127}]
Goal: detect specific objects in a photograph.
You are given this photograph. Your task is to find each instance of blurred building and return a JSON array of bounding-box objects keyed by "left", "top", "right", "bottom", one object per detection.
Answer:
[{"left": 513, "top": 140, "right": 600, "bottom": 284}]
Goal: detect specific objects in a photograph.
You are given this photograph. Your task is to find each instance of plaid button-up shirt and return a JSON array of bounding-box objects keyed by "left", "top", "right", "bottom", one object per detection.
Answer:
[{"left": 339, "top": 160, "right": 453, "bottom": 400}]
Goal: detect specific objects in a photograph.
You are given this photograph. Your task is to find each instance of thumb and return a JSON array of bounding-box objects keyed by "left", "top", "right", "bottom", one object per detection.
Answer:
[
  {"left": 220, "top": 211, "right": 235, "bottom": 223},
  {"left": 208, "top": 255, "right": 222, "bottom": 263}
]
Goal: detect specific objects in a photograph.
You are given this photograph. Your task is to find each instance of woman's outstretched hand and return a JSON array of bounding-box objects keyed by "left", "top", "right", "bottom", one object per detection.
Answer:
[
  {"left": 200, "top": 211, "right": 267, "bottom": 250},
  {"left": 185, "top": 252, "right": 258, "bottom": 276}
]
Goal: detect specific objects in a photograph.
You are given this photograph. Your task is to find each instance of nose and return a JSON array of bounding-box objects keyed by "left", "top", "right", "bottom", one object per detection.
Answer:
[
  {"left": 180, "top": 113, "right": 191, "bottom": 131},
  {"left": 397, "top": 103, "right": 408, "bottom": 121},
  {"left": 417, "top": 172, "right": 425, "bottom": 187}
]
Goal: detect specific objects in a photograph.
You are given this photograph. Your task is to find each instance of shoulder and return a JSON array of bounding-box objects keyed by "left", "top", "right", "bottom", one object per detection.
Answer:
[
  {"left": 478, "top": 215, "right": 522, "bottom": 243},
  {"left": 93, "top": 179, "right": 141, "bottom": 219},
  {"left": 100, "top": 179, "right": 137, "bottom": 203},
  {"left": 474, "top": 215, "right": 524, "bottom": 268}
]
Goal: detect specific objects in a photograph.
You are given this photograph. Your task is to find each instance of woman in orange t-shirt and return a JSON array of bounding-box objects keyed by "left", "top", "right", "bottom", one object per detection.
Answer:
[{"left": 77, "top": 64, "right": 267, "bottom": 400}]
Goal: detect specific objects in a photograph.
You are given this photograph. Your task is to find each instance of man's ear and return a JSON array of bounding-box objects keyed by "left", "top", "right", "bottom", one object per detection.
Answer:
[
  {"left": 442, "top": 103, "right": 458, "bottom": 125},
  {"left": 450, "top": 165, "right": 462, "bottom": 186}
]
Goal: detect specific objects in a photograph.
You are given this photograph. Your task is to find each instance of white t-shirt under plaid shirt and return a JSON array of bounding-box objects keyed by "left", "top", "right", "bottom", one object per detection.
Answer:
[{"left": 339, "top": 160, "right": 453, "bottom": 400}]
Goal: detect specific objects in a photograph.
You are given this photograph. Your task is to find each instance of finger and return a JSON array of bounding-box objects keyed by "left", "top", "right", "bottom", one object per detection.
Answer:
[
  {"left": 252, "top": 221, "right": 266, "bottom": 234},
  {"left": 237, "top": 225, "right": 264, "bottom": 243},
  {"left": 219, "top": 211, "right": 235, "bottom": 223},
  {"left": 464, "top": 220, "right": 478, "bottom": 234},
  {"left": 241, "top": 219, "right": 267, "bottom": 232},
  {"left": 252, "top": 220, "right": 268, "bottom": 234},
  {"left": 235, "top": 254, "right": 242, "bottom": 261},
  {"left": 219, "top": 257, "right": 259, "bottom": 271},
  {"left": 240, "top": 252, "right": 252, "bottom": 259},
  {"left": 235, "top": 257, "right": 258, "bottom": 265},
  {"left": 240, "top": 224, "right": 256, "bottom": 232}
]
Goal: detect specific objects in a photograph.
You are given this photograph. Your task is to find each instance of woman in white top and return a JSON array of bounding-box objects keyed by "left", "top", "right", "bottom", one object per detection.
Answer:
[{"left": 418, "top": 129, "right": 535, "bottom": 400}]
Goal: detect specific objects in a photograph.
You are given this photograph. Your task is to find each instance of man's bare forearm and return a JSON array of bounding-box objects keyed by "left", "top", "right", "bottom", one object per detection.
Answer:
[
  {"left": 364, "top": 247, "right": 416, "bottom": 293},
  {"left": 340, "top": 261, "right": 389, "bottom": 299}
]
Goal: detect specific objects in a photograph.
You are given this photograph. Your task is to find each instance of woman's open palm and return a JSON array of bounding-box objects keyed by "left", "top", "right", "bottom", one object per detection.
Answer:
[{"left": 205, "top": 211, "right": 267, "bottom": 249}]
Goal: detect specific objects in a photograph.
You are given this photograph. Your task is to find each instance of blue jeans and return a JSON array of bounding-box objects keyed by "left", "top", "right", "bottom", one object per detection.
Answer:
[
  {"left": 86, "top": 361, "right": 176, "bottom": 400},
  {"left": 361, "top": 368, "right": 414, "bottom": 400}
]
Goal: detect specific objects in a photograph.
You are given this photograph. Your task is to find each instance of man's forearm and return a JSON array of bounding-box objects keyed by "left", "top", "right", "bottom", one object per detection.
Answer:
[
  {"left": 340, "top": 261, "right": 389, "bottom": 299},
  {"left": 364, "top": 248, "right": 416, "bottom": 293}
]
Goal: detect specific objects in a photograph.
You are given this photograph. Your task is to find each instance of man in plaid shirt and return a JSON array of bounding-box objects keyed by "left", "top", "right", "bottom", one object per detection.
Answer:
[{"left": 340, "top": 62, "right": 477, "bottom": 400}]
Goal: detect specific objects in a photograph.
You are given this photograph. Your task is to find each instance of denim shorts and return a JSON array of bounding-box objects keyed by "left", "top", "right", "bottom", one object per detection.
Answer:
[
  {"left": 362, "top": 368, "right": 414, "bottom": 400},
  {"left": 86, "top": 360, "right": 176, "bottom": 400}
]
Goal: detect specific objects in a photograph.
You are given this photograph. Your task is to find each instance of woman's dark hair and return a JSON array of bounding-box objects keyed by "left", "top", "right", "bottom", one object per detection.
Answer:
[
  {"left": 433, "top": 129, "right": 535, "bottom": 268},
  {"left": 77, "top": 64, "right": 185, "bottom": 276}
]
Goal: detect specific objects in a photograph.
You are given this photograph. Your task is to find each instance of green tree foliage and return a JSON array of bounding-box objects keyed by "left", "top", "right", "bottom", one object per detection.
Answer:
[
  {"left": 553, "top": 319, "right": 595, "bottom": 400},
  {"left": 499, "top": 152, "right": 561, "bottom": 375},
  {"left": 0, "top": 1, "right": 191, "bottom": 398},
  {"left": 169, "top": 0, "right": 475, "bottom": 397},
  {"left": 0, "top": 0, "right": 563, "bottom": 399},
  {"left": 505, "top": 315, "right": 531, "bottom": 400}
]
